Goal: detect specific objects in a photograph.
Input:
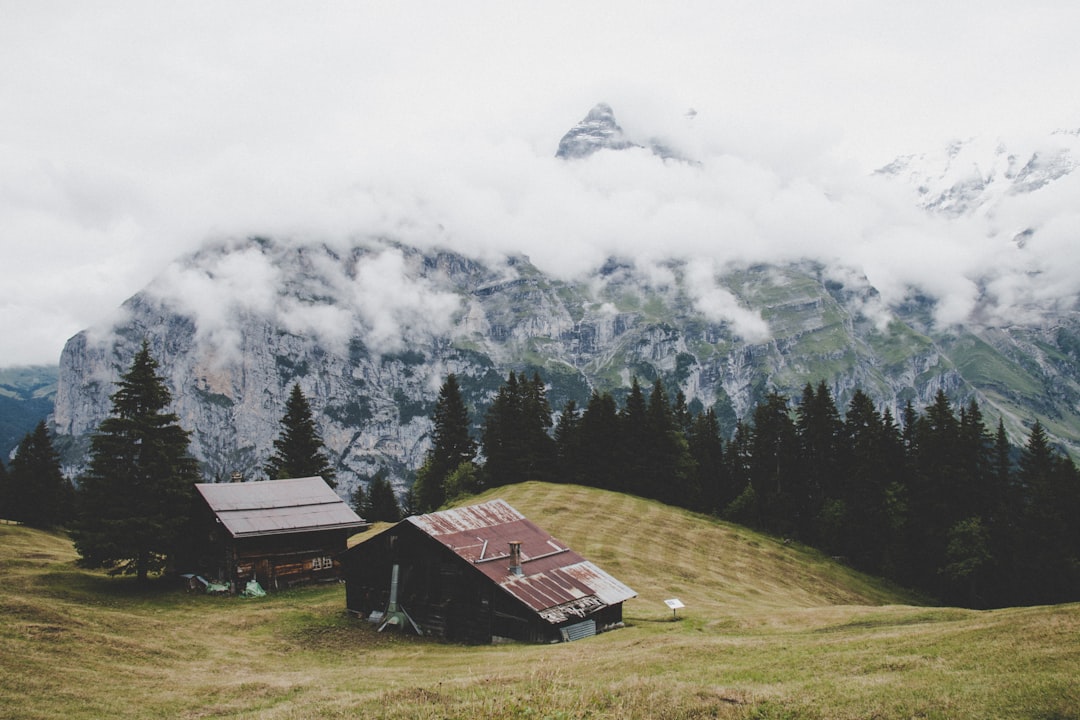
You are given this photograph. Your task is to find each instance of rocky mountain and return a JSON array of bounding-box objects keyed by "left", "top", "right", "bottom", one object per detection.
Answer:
[
  {"left": 0, "top": 366, "right": 57, "bottom": 461},
  {"left": 52, "top": 235, "right": 1080, "bottom": 496},
  {"left": 555, "top": 103, "right": 688, "bottom": 161},
  {"left": 51, "top": 107, "right": 1080, "bottom": 497},
  {"left": 875, "top": 129, "right": 1080, "bottom": 219}
]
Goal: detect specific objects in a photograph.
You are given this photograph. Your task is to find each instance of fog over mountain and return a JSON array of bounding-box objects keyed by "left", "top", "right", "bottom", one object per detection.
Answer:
[
  {"left": 4, "top": 3, "right": 1080, "bottom": 367},
  {"left": 115, "top": 107, "right": 1080, "bottom": 352},
  {"left": 46, "top": 104, "right": 1080, "bottom": 494}
]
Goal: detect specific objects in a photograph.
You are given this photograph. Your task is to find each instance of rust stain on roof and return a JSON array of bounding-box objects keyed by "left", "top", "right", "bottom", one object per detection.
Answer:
[{"left": 408, "top": 499, "right": 635, "bottom": 621}]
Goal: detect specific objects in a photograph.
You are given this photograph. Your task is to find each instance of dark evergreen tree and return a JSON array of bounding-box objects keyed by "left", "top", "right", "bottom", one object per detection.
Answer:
[
  {"left": 722, "top": 420, "right": 755, "bottom": 522},
  {"left": 839, "top": 390, "right": 890, "bottom": 570},
  {"left": 795, "top": 382, "right": 841, "bottom": 541},
  {"left": 399, "top": 485, "right": 418, "bottom": 518},
  {"left": 907, "top": 390, "right": 960, "bottom": 592},
  {"left": 877, "top": 407, "right": 912, "bottom": 581},
  {"left": 481, "top": 372, "right": 555, "bottom": 487},
  {"left": 747, "top": 392, "right": 798, "bottom": 536},
  {"left": 413, "top": 374, "right": 476, "bottom": 512},
  {"left": 645, "top": 379, "right": 695, "bottom": 507},
  {"left": 481, "top": 371, "right": 524, "bottom": 487},
  {"left": 264, "top": 384, "right": 337, "bottom": 488},
  {"left": 688, "top": 408, "right": 727, "bottom": 514},
  {"left": 618, "top": 377, "right": 650, "bottom": 496},
  {"left": 363, "top": 470, "right": 402, "bottom": 523},
  {"left": 1016, "top": 420, "right": 1080, "bottom": 603},
  {"left": 71, "top": 341, "right": 201, "bottom": 582},
  {"left": 671, "top": 390, "right": 693, "bottom": 437},
  {"left": 349, "top": 481, "right": 366, "bottom": 518},
  {"left": 6, "top": 421, "right": 71, "bottom": 527},
  {"left": 0, "top": 458, "right": 9, "bottom": 520},
  {"left": 521, "top": 373, "right": 556, "bottom": 482},
  {"left": 554, "top": 399, "right": 582, "bottom": 483},
  {"left": 577, "top": 391, "right": 620, "bottom": 490}
]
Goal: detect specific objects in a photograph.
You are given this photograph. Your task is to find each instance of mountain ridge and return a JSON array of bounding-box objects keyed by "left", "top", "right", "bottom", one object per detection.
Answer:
[
  {"left": 45, "top": 105, "right": 1080, "bottom": 494},
  {"left": 52, "top": 236, "right": 1080, "bottom": 495}
]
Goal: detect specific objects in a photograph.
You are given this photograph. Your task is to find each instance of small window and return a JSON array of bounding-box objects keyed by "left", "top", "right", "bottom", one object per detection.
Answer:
[{"left": 312, "top": 556, "right": 334, "bottom": 571}]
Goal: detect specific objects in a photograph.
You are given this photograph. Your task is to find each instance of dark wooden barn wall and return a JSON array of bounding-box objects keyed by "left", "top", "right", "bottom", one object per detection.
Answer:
[{"left": 344, "top": 524, "right": 615, "bottom": 644}]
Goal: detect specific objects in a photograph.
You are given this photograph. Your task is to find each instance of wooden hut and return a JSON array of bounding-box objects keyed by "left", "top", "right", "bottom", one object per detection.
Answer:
[
  {"left": 341, "top": 499, "right": 635, "bottom": 643},
  {"left": 191, "top": 477, "right": 366, "bottom": 592}
]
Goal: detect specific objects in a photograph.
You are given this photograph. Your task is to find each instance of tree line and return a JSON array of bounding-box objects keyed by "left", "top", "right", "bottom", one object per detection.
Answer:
[
  {"left": 4, "top": 345, "right": 1076, "bottom": 606},
  {"left": 414, "top": 372, "right": 1080, "bottom": 609},
  {"left": 0, "top": 342, "right": 343, "bottom": 582}
]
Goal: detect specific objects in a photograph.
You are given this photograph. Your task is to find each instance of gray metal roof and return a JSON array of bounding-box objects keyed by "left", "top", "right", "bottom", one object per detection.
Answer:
[{"left": 195, "top": 477, "right": 366, "bottom": 538}]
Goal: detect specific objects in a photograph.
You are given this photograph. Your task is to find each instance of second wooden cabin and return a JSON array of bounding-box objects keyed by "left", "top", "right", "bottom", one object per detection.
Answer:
[{"left": 341, "top": 499, "right": 636, "bottom": 643}]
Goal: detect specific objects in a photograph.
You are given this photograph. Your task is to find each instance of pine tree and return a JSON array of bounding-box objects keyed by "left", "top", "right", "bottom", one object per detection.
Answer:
[
  {"left": 71, "top": 341, "right": 201, "bottom": 582},
  {"left": 0, "top": 458, "right": 9, "bottom": 520},
  {"left": 521, "top": 373, "right": 556, "bottom": 482},
  {"left": 264, "top": 384, "right": 337, "bottom": 488},
  {"left": 645, "top": 379, "right": 695, "bottom": 507},
  {"left": 577, "top": 391, "right": 619, "bottom": 490},
  {"left": 795, "top": 382, "right": 841, "bottom": 539},
  {"left": 413, "top": 374, "right": 475, "bottom": 511},
  {"left": 7, "top": 421, "right": 71, "bottom": 527},
  {"left": 747, "top": 392, "right": 798, "bottom": 536},
  {"left": 363, "top": 471, "right": 402, "bottom": 523},
  {"left": 688, "top": 408, "right": 727, "bottom": 514},
  {"left": 1015, "top": 419, "right": 1080, "bottom": 602},
  {"left": 554, "top": 399, "right": 582, "bottom": 483},
  {"left": 619, "top": 377, "right": 650, "bottom": 496},
  {"left": 481, "top": 372, "right": 555, "bottom": 487},
  {"left": 429, "top": 374, "right": 477, "bottom": 480}
]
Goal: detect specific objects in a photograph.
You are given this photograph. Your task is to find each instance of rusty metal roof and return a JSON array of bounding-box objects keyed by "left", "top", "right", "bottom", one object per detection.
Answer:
[
  {"left": 195, "top": 477, "right": 366, "bottom": 538},
  {"left": 408, "top": 499, "right": 635, "bottom": 623}
]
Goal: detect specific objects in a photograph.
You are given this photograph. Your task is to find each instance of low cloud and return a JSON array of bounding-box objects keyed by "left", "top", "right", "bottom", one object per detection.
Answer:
[
  {"left": 146, "top": 240, "right": 462, "bottom": 364},
  {"left": 3, "top": 3, "right": 1079, "bottom": 366}
]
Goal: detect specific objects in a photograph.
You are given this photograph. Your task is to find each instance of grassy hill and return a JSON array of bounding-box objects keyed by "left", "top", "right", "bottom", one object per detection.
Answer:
[{"left": 2, "top": 483, "right": 1078, "bottom": 719}]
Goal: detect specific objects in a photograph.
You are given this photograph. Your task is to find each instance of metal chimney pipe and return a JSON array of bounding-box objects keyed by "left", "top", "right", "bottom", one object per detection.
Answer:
[{"left": 508, "top": 541, "right": 523, "bottom": 576}]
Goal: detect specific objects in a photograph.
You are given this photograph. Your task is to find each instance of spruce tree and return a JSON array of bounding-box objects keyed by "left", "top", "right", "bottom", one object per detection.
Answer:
[
  {"left": 554, "top": 399, "right": 582, "bottom": 483},
  {"left": 747, "top": 392, "right": 798, "bottom": 536},
  {"left": 577, "top": 391, "right": 619, "bottom": 490},
  {"left": 645, "top": 379, "right": 695, "bottom": 507},
  {"left": 71, "top": 341, "right": 200, "bottom": 582},
  {"left": 1015, "top": 420, "right": 1080, "bottom": 602},
  {"left": 413, "top": 374, "right": 475, "bottom": 511},
  {"left": 0, "top": 458, "right": 9, "bottom": 520},
  {"left": 264, "top": 384, "right": 337, "bottom": 488},
  {"left": 7, "top": 421, "right": 71, "bottom": 527},
  {"left": 362, "top": 470, "right": 402, "bottom": 523},
  {"left": 688, "top": 408, "right": 726, "bottom": 513},
  {"left": 619, "top": 377, "right": 650, "bottom": 496},
  {"left": 481, "top": 372, "right": 555, "bottom": 487},
  {"left": 795, "top": 382, "right": 841, "bottom": 539}
]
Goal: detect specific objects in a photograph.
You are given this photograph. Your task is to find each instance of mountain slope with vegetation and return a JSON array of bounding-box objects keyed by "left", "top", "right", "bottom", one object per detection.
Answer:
[
  {"left": 52, "top": 239, "right": 1080, "bottom": 494},
  {"left": 2, "top": 483, "right": 1077, "bottom": 719},
  {"left": 0, "top": 365, "right": 57, "bottom": 461}
]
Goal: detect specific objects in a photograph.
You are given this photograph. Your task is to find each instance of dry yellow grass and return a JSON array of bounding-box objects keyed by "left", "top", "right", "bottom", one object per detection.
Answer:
[{"left": 2, "top": 484, "right": 1078, "bottom": 719}]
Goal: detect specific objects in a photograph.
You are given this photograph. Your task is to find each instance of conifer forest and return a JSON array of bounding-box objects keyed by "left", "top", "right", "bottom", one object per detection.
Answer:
[{"left": 417, "top": 372, "right": 1080, "bottom": 610}]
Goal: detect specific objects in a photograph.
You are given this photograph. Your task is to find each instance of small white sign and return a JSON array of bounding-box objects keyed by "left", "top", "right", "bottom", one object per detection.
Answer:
[{"left": 664, "top": 598, "right": 685, "bottom": 610}]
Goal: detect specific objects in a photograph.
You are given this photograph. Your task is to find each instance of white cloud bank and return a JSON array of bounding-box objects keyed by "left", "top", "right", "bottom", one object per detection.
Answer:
[{"left": 1, "top": 2, "right": 1079, "bottom": 366}]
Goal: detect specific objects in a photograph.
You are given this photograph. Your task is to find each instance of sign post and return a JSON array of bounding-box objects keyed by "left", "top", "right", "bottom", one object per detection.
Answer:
[{"left": 664, "top": 598, "right": 685, "bottom": 621}]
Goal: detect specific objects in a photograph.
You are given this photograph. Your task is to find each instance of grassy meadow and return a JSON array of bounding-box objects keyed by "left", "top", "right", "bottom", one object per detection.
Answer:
[{"left": 1, "top": 483, "right": 1078, "bottom": 719}]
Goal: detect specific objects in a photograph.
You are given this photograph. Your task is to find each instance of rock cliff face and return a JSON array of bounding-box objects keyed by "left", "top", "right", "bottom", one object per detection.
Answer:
[
  {"left": 53, "top": 237, "right": 1080, "bottom": 496},
  {"left": 50, "top": 107, "right": 1080, "bottom": 494}
]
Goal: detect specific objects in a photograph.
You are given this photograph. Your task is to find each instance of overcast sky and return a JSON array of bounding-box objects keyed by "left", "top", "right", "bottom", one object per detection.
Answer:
[{"left": 2, "top": 1, "right": 1079, "bottom": 367}]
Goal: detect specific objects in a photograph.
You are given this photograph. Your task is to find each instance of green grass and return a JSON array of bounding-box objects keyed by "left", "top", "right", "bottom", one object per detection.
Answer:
[{"left": 2, "top": 484, "right": 1079, "bottom": 719}]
